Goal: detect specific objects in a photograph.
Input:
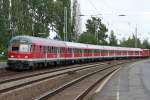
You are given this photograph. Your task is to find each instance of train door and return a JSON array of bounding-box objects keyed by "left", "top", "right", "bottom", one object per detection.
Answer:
[
  {"left": 32, "top": 44, "right": 36, "bottom": 59},
  {"left": 57, "top": 47, "right": 60, "bottom": 58},
  {"left": 44, "top": 46, "right": 48, "bottom": 66}
]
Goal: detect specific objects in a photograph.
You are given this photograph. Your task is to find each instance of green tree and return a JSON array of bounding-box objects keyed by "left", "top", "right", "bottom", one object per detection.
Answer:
[
  {"left": 9, "top": 0, "right": 72, "bottom": 39},
  {"left": 78, "top": 32, "right": 97, "bottom": 44},
  {"left": 39, "top": 0, "right": 71, "bottom": 40},
  {"left": 109, "top": 30, "right": 118, "bottom": 46},
  {"left": 0, "top": 0, "right": 73, "bottom": 53},
  {"left": 142, "top": 39, "right": 150, "bottom": 49},
  {"left": 0, "top": 0, "right": 10, "bottom": 52},
  {"left": 11, "top": 0, "right": 33, "bottom": 36},
  {"left": 120, "top": 35, "right": 142, "bottom": 48},
  {"left": 85, "top": 17, "right": 108, "bottom": 45}
]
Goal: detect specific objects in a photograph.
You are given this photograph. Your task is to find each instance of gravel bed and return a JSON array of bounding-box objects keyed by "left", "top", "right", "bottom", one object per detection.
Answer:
[
  {"left": 48, "top": 67, "right": 117, "bottom": 100},
  {"left": 0, "top": 64, "right": 106, "bottom": 100}
]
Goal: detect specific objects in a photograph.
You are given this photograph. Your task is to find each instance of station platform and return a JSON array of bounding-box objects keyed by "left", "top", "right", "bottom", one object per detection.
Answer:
[{"left": 91, "top": 59, "right": 150, "bottom": 100}]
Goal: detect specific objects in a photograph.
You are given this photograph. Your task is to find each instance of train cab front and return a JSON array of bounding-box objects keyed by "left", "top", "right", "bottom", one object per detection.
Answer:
[{"left": 7, "top": 36, "right": 33, "bottom": 70}]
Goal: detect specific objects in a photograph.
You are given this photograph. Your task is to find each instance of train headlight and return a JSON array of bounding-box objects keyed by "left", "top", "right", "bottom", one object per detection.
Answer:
[
  {"left": 11, "top": 55, "right": 14, "bottom": 58},
  {"left": 25, "top": 56, "right": 28, "bottom": 59}
]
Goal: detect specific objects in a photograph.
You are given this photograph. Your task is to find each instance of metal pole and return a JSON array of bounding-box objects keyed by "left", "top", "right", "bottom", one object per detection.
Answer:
[
  {"left": 94, "top": 19, "right": 97, "bottom": 44},
  {"left": 65, "top": 7, "right": 67, "bottom": 41},
  {"left": 9, "top": 0, "right": 13, "bottom": 37},
  {"left": 135, "top": 24, "right": 137, "bottom": 48},
  {"left": 64, "top": 7, "right": 67, "bottom": 41},
  {"left": 94, "top": 18, "right": 98, "bottom": 44},
  {"left": 63, "top": 7, "right": 65, "bottom": 41}
]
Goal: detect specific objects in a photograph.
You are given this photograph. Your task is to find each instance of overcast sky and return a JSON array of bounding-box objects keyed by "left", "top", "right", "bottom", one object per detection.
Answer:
[{"left": 79, "top": 0, "right": 150, "bottom": 41}]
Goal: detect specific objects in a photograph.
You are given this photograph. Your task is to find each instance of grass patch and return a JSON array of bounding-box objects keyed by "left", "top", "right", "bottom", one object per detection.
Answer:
[{"left": 0, "top": 56, "right": 7, "bottom": 62}]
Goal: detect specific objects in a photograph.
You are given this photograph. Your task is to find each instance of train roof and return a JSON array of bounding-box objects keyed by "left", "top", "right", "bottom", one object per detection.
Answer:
[
  {"left": 10, "top": 35, "right": 142, "bottom": 51},
  {"left": 10, "top": 35, "right": 66, "bottom": 47},
  {"left": 65, "top": 42, "right": 88, "bottom": 49}
]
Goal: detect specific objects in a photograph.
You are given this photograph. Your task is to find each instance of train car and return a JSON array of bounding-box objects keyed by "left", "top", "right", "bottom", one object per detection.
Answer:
[
  {"left": 141, "top": 49, "right": 150, "bottom": 58},
  {"left": 7, "top": 35, "right": 148, "bottom": 70}
]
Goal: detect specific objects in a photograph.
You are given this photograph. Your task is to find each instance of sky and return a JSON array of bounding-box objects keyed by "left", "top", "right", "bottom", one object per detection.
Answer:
[{"left": 78, "top": 0, "right": 150, "bottom": 41}]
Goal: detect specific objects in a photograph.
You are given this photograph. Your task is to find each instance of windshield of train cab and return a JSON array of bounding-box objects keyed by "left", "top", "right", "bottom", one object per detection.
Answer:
[{"left": 10, "top": 39, "right": 31, "bottom": 52}]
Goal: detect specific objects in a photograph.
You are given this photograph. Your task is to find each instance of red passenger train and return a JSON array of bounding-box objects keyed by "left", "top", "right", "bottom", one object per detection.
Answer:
[{"left": 7, "top": 35, "right": 149, "bottom": 70}]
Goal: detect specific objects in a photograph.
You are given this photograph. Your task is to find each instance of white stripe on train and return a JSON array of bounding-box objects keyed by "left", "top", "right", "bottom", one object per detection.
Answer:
[{"left": 8, "top": 55, "right": 141, "bottom": 62}]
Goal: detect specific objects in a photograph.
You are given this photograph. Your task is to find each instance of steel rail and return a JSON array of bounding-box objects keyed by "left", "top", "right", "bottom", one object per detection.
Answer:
[
  {"left": 74, "top": 68, "right": 120, "bottom": 100},
  {"left": 0, "top": 62, "right": 110, "bottom": 93},
  {"left": 34, "top": 62, "right": 124, "bottom": 100},
  {"left": 0, "top": 62, "right": 107, "bottom": 84}
]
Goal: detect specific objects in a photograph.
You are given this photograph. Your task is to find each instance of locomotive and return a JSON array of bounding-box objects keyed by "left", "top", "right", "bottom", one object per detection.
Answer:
[{"left": 7, "top": 35, "right": 149, "bottom": 70}]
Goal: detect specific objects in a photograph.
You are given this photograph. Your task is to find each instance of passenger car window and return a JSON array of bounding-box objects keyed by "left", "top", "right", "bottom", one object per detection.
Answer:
[{"left": 20, "top": 44, "right": 30, "bottom": 52}]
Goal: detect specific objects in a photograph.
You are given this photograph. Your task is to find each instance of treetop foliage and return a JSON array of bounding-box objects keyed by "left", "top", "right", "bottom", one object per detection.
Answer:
[
  {"left": 0, "top": 0, "right": 150, "bottom": 53},
  {"left": 79, "top": 17, "right": 108, "bottom": 45}
]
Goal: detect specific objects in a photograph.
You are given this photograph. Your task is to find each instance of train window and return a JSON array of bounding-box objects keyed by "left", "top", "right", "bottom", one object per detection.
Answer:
[
  {"left": 62, "top": 48, "right": 64, "bottom": 54},
  {"left": 11, "top": 44, "right": 19, "bottom": 51},
  {"left": 76, "top": 49, "right": 79, "bottom": 54},
  {"left": 30, "top": 45, "right": 32, "bottom": 52},
  {"left": 74, "top": 49, "right": 77, "bottom": 54},
  {"left": 20, "top": 44, "right": 31, "bottom": 52},
  {"left": 96, "top": 50, "right": 99, "bottom": 53},
  {"left": 95, "top": 50, "right": 97, "bottom": 53},
  {"left": 72, "top": 48, "right": 75, "bottom": 54},
  {"left": 40, "top": 46, "right": 42, "bottom": 52},
  {"left": 60, "top": 48, "right": 62, "bottom": 54},
  {"left": 12, "top": 46, "right": 19, "bottom": 51},
  {"left": 95, "top": 50, "right": 96, "bottom": 53},
  {"left": 51, "top": 47, "right": 54, "bottom": 53},
  {"left": 53, "top": 47, "right": 55, "bottom": 53},
  {"left": 68, "top": 48, "right": 72, "bottom": 54},
  {"left": 60, "top": 48, "right": 61, "bottom": 54},
  {"left": 85, "top": 49, "right": 88, "bottom": 53},
  {"left": 80, "top": 49, "right": 82, "bottom": 54},
  {"left": 77, "top": 49, "right": 79, "bottom": 53},
  {"left": 102, "top": 50, "right": 105, "bottom": 54},
  {"left": 43, "top": 46, "right": 47, "bottom": 53},
  {"left": 63, "top": 48, "right": 65, "bottom": 53},
  {"left": 89, "top": 49, "right": 91, "bottom": 53},
  {"left": 48, "top": 47, "right": 50, "bottom": 53},
  {"left": 71, "top": 48, "right": 73, "bottom": 53},
  {"left": 74, "top": 49, "right": 76, "bottom": 54},
  {"left": 32, "top": 45, "right": 36, "bottom": 52},
  {"left": 84, "top": 49, "right": 86, "bottom": 53},
  {"left": 54, "top": 47, "right": 56, "bottom": 53},
  {"left": 75, "top": 49, "right": 78, "bottom": 54},
  {"left": 70, "top": 48, "right": 72, "bottom": 53}
]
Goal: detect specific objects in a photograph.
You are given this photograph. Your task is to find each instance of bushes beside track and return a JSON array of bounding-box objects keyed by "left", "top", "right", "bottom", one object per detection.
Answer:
[{"left": 0, "top": 56, "right": 7, "bottom": 62}]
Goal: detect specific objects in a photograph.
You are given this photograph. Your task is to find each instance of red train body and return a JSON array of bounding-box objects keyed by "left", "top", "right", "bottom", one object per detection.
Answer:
[{"left": 7, "top": 35, "right": 149, "bottom": 70}]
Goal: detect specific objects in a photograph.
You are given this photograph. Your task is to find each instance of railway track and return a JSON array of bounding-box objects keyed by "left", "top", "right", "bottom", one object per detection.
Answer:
[
  {"left": 35, "top": 63, "right": 121, "bottom": 100},
  {"left": 0, "top": 61, "right": 112, "bottom": 93},
  {"left": 0, "top": 62, "right": 109, "bottom": 84},
  {"left": 0, "top": 69, "right": 20, "bottom": 78},
  {"left": 0, "top": 60, "right": 131, "bottom": 100}
]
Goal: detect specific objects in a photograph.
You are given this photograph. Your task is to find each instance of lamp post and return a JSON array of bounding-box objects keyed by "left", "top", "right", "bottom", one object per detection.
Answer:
[{"left": 134, "top": 24, "right": 138, "bottom": 48}]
